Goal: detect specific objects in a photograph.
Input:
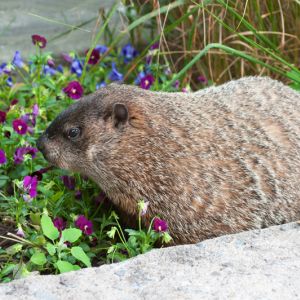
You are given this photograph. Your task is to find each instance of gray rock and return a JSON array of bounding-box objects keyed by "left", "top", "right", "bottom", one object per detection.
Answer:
[
  {"left": 1, "top": 222, "right": 300, "bottom": 300},
  {"left": 0, "top": 0, "right": 120, "bottom": 62}
]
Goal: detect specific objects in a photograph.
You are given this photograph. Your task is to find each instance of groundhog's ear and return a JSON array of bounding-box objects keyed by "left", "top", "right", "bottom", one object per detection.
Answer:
[{"left": 112, "top": 103, "right": 128, "bottom": 127}]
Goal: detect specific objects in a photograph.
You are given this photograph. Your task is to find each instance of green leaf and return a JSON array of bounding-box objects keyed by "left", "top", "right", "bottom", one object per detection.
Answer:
[
  {"left": 56, "top": 260, "right": 79, "bottom": 274},
  {"left": 30, "top": 252, "right": 47, "bottom": 266},
  {"left": 41, "top": 214, "right": 59, "bottom": 241},
  {"left": 0, "top": 175, "right": 9, "bottom": 188},
  {"left": 45, "top": 243, "right": 56, "bottom": 256},
  {"left": 30, "top": 212, "right": 41, "bottom": 225},
  {"left": 6, "top": 243, "right": 23, "bottom": 255},
  {"left": 61, "top": 228, "right": 82, "bottom": 243},
  {"left": 1, "top": 264, "right": 16, "bottom": 276},
  {"left": 71, "top": 246, "right": 91, "bottom": 267},
  {"left": 162, "top": 232, "right": 172, "bottom": 244}
]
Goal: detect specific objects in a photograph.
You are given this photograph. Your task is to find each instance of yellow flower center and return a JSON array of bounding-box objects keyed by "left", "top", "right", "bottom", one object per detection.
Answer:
[
  {"left": 18, "top": 125, "right": 22, "bottom": 131},
  {"left": 145, "top": 80, "right": 149, "bottom": 86}
]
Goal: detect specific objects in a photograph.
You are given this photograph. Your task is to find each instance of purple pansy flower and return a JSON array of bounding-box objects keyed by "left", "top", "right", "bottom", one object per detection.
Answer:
[
  {"left": 153, "top": 217, "right": 168, "bottom": 232},
  {"left": 71, "top": 59, "right": 83, "bottom": 77},
  {"left": 121, "top": 43, "right": 138, "bottom": 63},
  {"left": 0, "top": 149, "right": 7, "bottom": 164},
  {"left": 31, "top": 34, "right": 47, "bottom": 48},
  {"left": 198, "top": 75, "right": 208, "bottom": 85},
  {"left": 94, "top": 191, "right": 107, "bottom": 205},
  {"left": 12, "top": 119, "right": 28, "bottom": 135},
  {"left": 86, "top": 48, "right": 100, "bottom": 65},
  {"left": 47, "top": 59, "right": 55, "bottom": 67},
  {"left": 16, "top": 225, "right": 25, "bottom": 238},
  {"left": 62, "top": 53, "right": 73, "bottom": 63},
  {"left": 96, "top": 81, "right": 107, "bottom": 90},
  {"left": 95, "top": 45, "right": 108, "bottom": 54},
  {"left": 32, "top": 104, "right": 39, "bottom": 116},
  {"left": 10, "top": 99, "right": 18, "bottom": 106},
  {"left": 63, "top": 81, "right": 83, "bottom": 99},
  {"left": 23, "top": 175, "right": 38, "bottom": 198},
  {"left": 14, "top": 147, "right": 38, "bottom": 164},
  {"left": 12, "top": 51, "right": 24, "bottom": 68},
  {"left": 75, "top": 215, "right": 93, "bottom": 235},
  {"left": 74, "top": 190, "right": 82, "bottom": 200},
  {"left": 61, "top": 175, "right": 76, "bottom": 190},
  {"left": 31, "top": 166, "right": 52, "bottom": 181},
  {"left": 150, "top": 42, "right": 159, "bottom": 50},
  {"left": 0, "top": 111, "right": 6, "bottom": 123},
  {"left": 53, "top": 217, "right": 66, "bottom": 232},
  {"left": 140, "top": 74, "right": 155, "bottom": 90},
  {"left": 109, "top": 63, "right": 123, "bottom": 81},
  {"left": 6, "top": 77, "right": 13, "bottom": 87}
]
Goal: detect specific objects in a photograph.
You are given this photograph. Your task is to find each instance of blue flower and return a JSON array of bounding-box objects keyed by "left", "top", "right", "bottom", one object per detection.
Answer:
[
  {"left": 134, "top": 71, "right": 146, "bottom": 85},
  {"left": 121, "top": 43, "right": 138, "bottom": 63},
  {"left": 12, "top": 51, "right": 24, "bottom": 68},
  {"left": 96, "top": 81, "right": 107, "bottom": 90},
  {"left": 57, "top": 64, "right": 64, "bottom": 73},
  {"left": 109, "top": 63, "right": 123, "bottom": 81},
  {"left": 0, "top": 63, "right": 11, "bottom": 75},
  {"left": 6, "top": 77, "right": 13, "bottom": 87},
  {"left": 95, "top": 45, "right": 108, "bottom": 54},
  {"left": 71, "top": 59, "right": 83, "bottom": 77},
  {"left": 43, "top": 65, "right": 57, "bottom": 76}
]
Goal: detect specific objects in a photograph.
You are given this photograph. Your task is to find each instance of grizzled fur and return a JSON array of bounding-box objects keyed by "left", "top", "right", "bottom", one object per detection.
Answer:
[{"left": 37, "top": 77, "right": 300, "bottom": 245}]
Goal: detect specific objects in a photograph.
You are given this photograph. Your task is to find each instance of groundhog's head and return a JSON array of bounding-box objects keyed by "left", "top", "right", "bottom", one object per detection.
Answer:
[{"left": 36, "top": 84, "right": 149, "bottom": 179}]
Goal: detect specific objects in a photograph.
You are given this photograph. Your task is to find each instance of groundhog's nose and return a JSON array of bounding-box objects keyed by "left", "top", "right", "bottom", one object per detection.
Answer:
[{"left": 36, "top": 134, "right": 48, "bottom": 152}]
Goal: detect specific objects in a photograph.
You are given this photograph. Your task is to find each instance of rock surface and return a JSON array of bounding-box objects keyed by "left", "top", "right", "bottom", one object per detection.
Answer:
[
  {"left": 0, "top": 0, "right": 118, "bottom": 61},
  {"left": 1, "top": 222, "right": 300, "bottom": 300}
]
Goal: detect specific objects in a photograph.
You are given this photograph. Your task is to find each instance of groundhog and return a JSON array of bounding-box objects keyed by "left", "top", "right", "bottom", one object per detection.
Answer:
[{"left": 37, "top": 76, "right": 300, "bottom": 245}]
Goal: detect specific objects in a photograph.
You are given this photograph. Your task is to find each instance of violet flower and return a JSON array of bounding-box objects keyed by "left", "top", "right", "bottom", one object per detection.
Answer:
[
  {"left": 75, "top": 215, "right": 93, "bottom": 235},
  {"left": 53, "top": 217, "right": 66, "bottom": 232},
  {"left": 31, "top": 34, "right": 47, "bottom": 48},
  {"left": 12, "top": 51, "right": 24, "bottom": 68},
  {"left": 23, "top": 175, "right": 38, "bottom": 198},
  {"left": 31, "top": 166, "right": 52, "bottom": 181},
  {"left": 10, "top": 99, "right": 18, "bottom": 106},
  {"left": 140, "top": 74, "right": 155, "bottom": 90},
  {"left": 0, "top": 149, "right": 7, "bottom": 164},
  {"left": 198, "top": 75, "right": 208, "bottom": 85},
  {"left": 74, "top": 190, "right": 82, "bottom": 200},
  {"left": 61, "top": 175, "right": 76, "bottom": 190},
  {"left": 12, "top": 119, "right": 28, "bottom": 135},
  {"left": 16, "top": 225, "right": 25, "bottom": 238},
  {"left": 94, "top": 191, "right": 107, "bottom": 205},
  {"left": 62, "top": 53, "right": 73, "bottom": 63},
  {"left": 109, "top": 63, "right": 123, "bottom": 81},
  {"left": 32, "top": 104, "right": 39, "bottom": 116},
  {"left": 63, "top": 81, "right": 83, "bottom": 99},
  {"left": 153, "top": 217, "right": 168, "bottom": 232},
  {"left": 0, "top": 111, "right": 6, "bottom": 123},
  {"left": 14, "top": 147, "right": 38, "bottom": 164},
  {"left": 86, "top": 48, "right": 100, "bottom": 65},
  {"left": 121, "top": 43, "right": 138, "bottom": 63}
]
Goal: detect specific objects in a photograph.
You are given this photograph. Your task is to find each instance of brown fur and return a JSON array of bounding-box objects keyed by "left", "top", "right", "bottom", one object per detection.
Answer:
[{"left": 37, "top": 77, "right": 300, "bottom": 245}]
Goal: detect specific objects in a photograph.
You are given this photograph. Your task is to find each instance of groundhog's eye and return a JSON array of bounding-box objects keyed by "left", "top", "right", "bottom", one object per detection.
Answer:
[{"left": 67, "top": 127, "right": 80, "bottom": 140}]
